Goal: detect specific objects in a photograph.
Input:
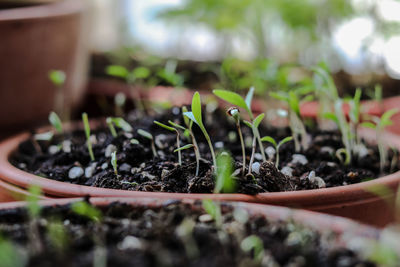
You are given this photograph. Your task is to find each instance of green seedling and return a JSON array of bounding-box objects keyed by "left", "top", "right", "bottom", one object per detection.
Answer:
[
  {"left": 154, "top": 120, "right": 182, "bottom": 165},
  {"left": 49, "top": 111, "right": 63, "bottom": 134},
  {"left": 71, "top": 201, "right": 102, "bottom": 222},
  {"left": 114, "top": 92, "right": 126, "bottom": 117},
  {"left": 156, "top": 59, "right": 184, "bottom": 87},
  {"left": 48, "top": 70, "right": 67, "bottom": 120},
  {"left": 183, "top": 92, "right": 217, "bottom": 168},
  {"left": 182, "top": 106, "right": 201, "bottom": 159},
  {"left": 34, "top": 131, "right": 54, "bottom": 142},
  {"left": 243, "top": 113, "right": 265, "bottom": 175},
  {"left": 106, "top": 64, "right": 151, "bottom": 113},
  {"left": 348, "top": 88, "right": 362, "bottom": 151},
  {"left": 202, "top": 199, "right": 222, "bottom": 227},
  {"left": 47, "top": 219, "right": 69, "bottom": 251},
  {"left": 26, "top": 185, "right": 43, "bottom": 254},
  {"left": 137, "top": 129, "right": 157, "bottom": 157},
  {"left": 0, "top": 236, "right": 26, "bottom": 267},
  {"left": 130, "top": 139, "right": 140, "bottom": 145},
  {"left": 227, "top": 107, "right": 246, "bottom": 174},
  {"left": 214, "top": 152, "right": 236, "bottom": 193},
  {"left": 111, "top": 151, "right": 118, "bottom": 175},
  {"left": 214, "top": 87, "right": 266, "bottom": 161},
  {"left": 361, "top": 109, "right": 398, "bottom": 172},
  {"left": 106, "top": 117, "right": 133, "bottom": 137},
  {"left": 241, "top": 235, "right": 264, "bottom": 263},
  {"left": 270, "top": 89, "right": 310, "bottom": 152},
  {"left": 82, "top": 113, "right": 95, "bottom": 161},
  {"left": 261, "top": 136, "right": 293, "bottom": 168}
]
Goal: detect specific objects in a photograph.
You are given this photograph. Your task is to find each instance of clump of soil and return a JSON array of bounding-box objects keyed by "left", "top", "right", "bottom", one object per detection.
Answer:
[
  {"left": 0, "top": 200, "right": 377, "bottom": 267},
  {"left": 11, "top": 108, "right": 398, "bottom": 194}
]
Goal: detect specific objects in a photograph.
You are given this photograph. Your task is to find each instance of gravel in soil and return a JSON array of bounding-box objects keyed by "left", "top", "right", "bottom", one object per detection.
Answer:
[{"left": 11, "top": 108, "right": 398, "bottom": 194}]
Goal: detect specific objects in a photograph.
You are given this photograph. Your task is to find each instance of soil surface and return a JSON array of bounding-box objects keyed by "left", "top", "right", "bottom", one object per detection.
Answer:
[
  {"left": 0, "top": 200, "right": 376, "bottom": 267},
  {"left": 11, "top": 108, "right": 398, "bottom": 194}
]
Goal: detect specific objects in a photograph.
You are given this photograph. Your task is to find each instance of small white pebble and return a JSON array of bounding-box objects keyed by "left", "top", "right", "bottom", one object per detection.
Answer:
[
  {"left": 232, "top": 168, "right": 241, "bottom": 177},
  {"left": 85, "top": 163, "right": 97, "bottom": 178},
  {"left": 68, "top": 167, "right": 84, "bottom": 179},
  {"left": 172, "top": 107, "right": 180, "bottom": 115},
  {"left": 252, "top": 162, "right": 261, "bottom": 174},
  {"left": 254, "top": 153, "right": 263, "bottom": 161},
  {"left": 265, "top": 146, "right": 276, "bottom": 160},
  {"left": 199, "top": 214, "right": 213, "bottom": 223},
  {"left": 62, "top": 140, "right": 72, "bottom": 153},
  {"left": 48, "top": 145, "right": 60, "bottom": 155},
  {"left": 118, "top": 236, "right": 143, "bottom": 250},
  {"left": 101, "top": 163, "right": 108, "bottom": 169},
  {"left": 123, "top": 132, "right": 133, "bottom": 139},
  {"left": 291, "top": 154, "right": 308, "bottom": 165},
  {"left": 131, "top": 167, "right": 140, "bottom": 174},
  {"left": 308, "top": 171, "right": 326, "bottom": 188},
  {"left": 327, "top": 162, "right": 337, "bottom": 167},
  {"left": 105, "top": 144, "right": 117, "bottom": 158},
  {"left": 215, "top": 141, "right": 224, "bottom": 149},
  {"left": 18, "top": 163, "right": 27, "bottom": 169},
  {"left": 354, "top": 143, "right": 369, "bottom": 158},
  {"left": 320, "top": 146, "right": 334, "bottom": 154},
  {"left": 281, "top": 166, "right": 293, "bottom": 177},
  {"left": 119, "top": 163, "right": 132, "bottom": 173},
  {"left": 161, "top": 169, "right": 169, "bottom": 179},
  {"left": 140, "top": 163, "right": 146, "bottom": 169}
]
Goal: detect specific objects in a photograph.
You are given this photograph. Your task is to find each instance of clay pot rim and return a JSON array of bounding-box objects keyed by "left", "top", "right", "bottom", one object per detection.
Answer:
[
  {"left": 0, "top": 196, "right": 380, "bottom": 240},
  {"left": 0, "top": 120, "right": 400, "bottom": 210},
  {"left": 0, "top": 0, "right": 86, "bottom": 22}
]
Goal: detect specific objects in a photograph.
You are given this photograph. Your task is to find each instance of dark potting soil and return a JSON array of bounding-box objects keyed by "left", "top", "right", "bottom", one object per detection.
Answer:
[
  {"left": 0, "top": 200, "right": 376, "bottom": 267},
  {"left": 11, "top": 108, "right": 398, "bottom": 194}
]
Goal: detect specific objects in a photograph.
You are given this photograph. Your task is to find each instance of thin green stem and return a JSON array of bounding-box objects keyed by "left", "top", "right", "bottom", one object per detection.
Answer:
[
  {"left": 248, "top": 134, "right": 257, "bottom": 175},
  {"left": 176, "top": 131, "right": 182, "bottom": 166},
  {"left": 237, "top": 122, "right": 246, "bottom": 174}
]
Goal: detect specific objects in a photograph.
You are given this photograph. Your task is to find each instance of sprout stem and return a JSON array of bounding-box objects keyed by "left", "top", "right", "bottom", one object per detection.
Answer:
[
  {"left": 151, "top": 140, "right": 157, "bottom": 158},
  {"left": 176, "top": 131, "right": 182, "bottom": 165},
  {"left": 236, "top": 122, "right": 246, "bottom": 174},
  {"left": 248, "top": 134, "right": 257, "bottom": 175},
  {"left": 106, "top": 118, "right": 117, "bottom": 138}
]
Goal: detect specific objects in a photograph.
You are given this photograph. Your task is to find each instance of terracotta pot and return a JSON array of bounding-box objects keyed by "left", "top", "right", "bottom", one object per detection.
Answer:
[
  {"left": 86, "top": 78, "right": 267, "bottom": 115},
  {"left": 0, "top": 124, "right": 399, "bottom": 227},
  {"left": 0, "top": 197, "right": 380, "bottom": 242},
  {"left": 0, "top": 0, "right": 89, "bottom": 139}
]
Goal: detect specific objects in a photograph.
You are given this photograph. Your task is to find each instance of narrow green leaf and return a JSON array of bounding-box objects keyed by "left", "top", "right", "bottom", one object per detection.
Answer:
[
  {"left": 168, "top": 120, "right": 186, "bottom": 131},
  {"left": 34, "top": 131, "right": 54, "bottom": 141},
  {"left": 174, "top": 144, "right": 194, "bottom": 152},
  {"left": 253, "top": 113, "right": 265, "bottom": 128},
  {"left": 260, "top": 136, "right": 277, "bottom": 147},
  {"left": 182, "top": 106, "right": 190, "bottom": 127},
  {"left": 245, "top": 86, "right": 255, "bottom": 111},
  {"left": 270, "top": 92, "right": 288, "bottom": 102},
  {"left": 191, "top": 92, "right": 203, "bottom": 128},
  {"left": 130, "top": 139, "right": 140, "bottom": 145},
  {"left": 243, "top": 120, "right": 253, "bottom": 129},
  {"left": 71, "top": 201, "right": 102, "bottom": 222},
  {"left": 183, "top": 111, "right": 197, "bottom": 125},
  {"left": 27, "top": 185, "right": 42, "bottom": 218},
  {"left": 278, "top": 136, "right": 293, "bottom": 147},
  {"left": 111, "top": 151, "right": 118, "bottom": 174},
  {"left": 323, "top": 112, "right": 338, "bottom": 124},
  {"left": 110, "top": 117, "right": 132, "bottom": 132},
  {"left": 214, "top": 152, "right": 235, "bottom": 193},
  {"left": 48, "top": 112, "right": 63, "bottom": 133},
  {"left": 105, "top": 65, "right": 129, "bottom": 79},
  {"left": 132, "top": 66, "right": 150, "bottom": 79},
  {"left": 137, "top": 129, "right": 153, "bottom": 140},
  {"left": 154, "top": 120, "right": 175, "bottom": 132},
  {"left": 82, "top": 113, "right": 91, "bottom": 139},
  {"left": 361, "top": 122, "right": 376, "bottom": 129},
  {"left": 241, "top": 235, "right": 264, "bottom": 262},
  {"left": 213, "top": 89, "right": 250, "bottom": 114},
  {"left": 381, "top": 109, "right": 398, "bottom": 127}
]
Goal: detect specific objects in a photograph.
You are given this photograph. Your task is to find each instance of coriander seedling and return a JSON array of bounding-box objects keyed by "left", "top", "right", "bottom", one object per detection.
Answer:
[
  {"left": 106, "top": 117, "right": 133, "bottom": 138},
  {"left": 202, "top": 199, "right": 222, "bottom": 227},
  {"left": 0, "top": 236, "right": 26, "bottom": 267},
  {"left": 49, "top": 111, "right": 63, "bottom": 134},
  {"left": 270, "top": 90, "right": 310, "bottom": 152},
  {"left": 227, "top": 107, "right": 246, "bottom": 174},
  {"left": 111, "top": 151, "right": 118, "bottom": 175},
  {"left": 241, "top": 235, "right": 264, "bottom": 263},
  {"left": 154, "top": 120, "right": 182, "bottom": 165},
  {"left": 47, "top": 219, "right": 69, "bottom": 252},
  {"left": 71, "top": 201, "right": 102, "bottom": 222},
  {"left": 49, "top": 70, "right": 67, "bottom": 120},
  {"left": 138, "top": 129, "right": 157, "bottom": 157},
  {"left": 243, "top": 113, "right": 265, "bottom": 175},
  {"left": 214, "top": 87, "right": 266, "bottom": 161},
  {"left": 214, "top": 152, "right": 236, "bottom": 193},
  {"left": 82, "top": 113, "right": 95, "bottom": 161},
  {"left": 183, "top": 92, "right": 217, "bottom": 168},
  {"left": 261, "top": 136, "right": 293, "bottom": 168},
  {"left": 362, "top": 109, "right": 398, "bottom": 172}
]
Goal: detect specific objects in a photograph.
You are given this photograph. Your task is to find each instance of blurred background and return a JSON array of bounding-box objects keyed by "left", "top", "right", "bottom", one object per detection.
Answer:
[{"left": 1, "top": 0, "right": 400, "bottom": 137}]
